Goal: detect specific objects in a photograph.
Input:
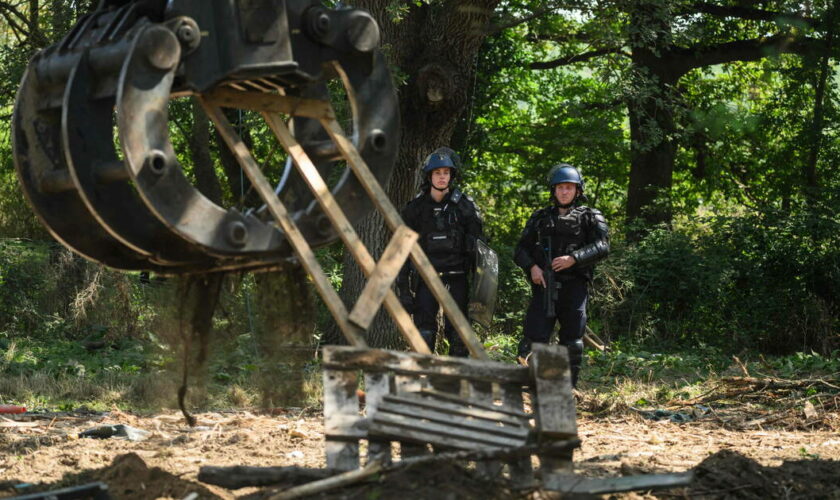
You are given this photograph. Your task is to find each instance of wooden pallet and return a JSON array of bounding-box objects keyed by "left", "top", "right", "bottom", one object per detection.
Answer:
[{"left": 322, "top": 343, "right": 577, "bottom": 482}]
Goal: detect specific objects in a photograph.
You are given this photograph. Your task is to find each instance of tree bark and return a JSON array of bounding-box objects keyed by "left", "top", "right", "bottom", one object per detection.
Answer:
[
  {"left": 624, "top": 2, "right": 679, "bottom": 237},
  {"left": 325, "top": 0, "right": 501, "bottom": 348},
  {"left": 189, "top": 97, "right": 224, "bottom": 205}
]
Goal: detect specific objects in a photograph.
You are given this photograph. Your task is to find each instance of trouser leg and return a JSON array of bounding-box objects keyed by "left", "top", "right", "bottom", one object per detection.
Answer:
[
  {"left": 520, "top": 284, "right": 556, "bottom": 358},
  {"left": 413, "top": 280, "right": 438, "bottom": 352},
  {"left": 555, "top": 278, "right": 588, "bottom": 387},
  {"left": 442, "top": 274, "right": 469, "bottom": 357}
]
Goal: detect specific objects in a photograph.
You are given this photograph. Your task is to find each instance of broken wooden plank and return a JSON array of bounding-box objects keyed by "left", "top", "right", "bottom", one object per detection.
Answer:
[
  {"left": 530, "top": 344, "right": 576, "bottom": 476},
  {"left": 370, "top": 412, "right": 526, "bottom": 449},
  {"left": 468, "top": 380, "right": 504, "bottom": 479},
  {"left": 393, "top": 374, "right": 430, "bottom": 458},
  {"left": 269, "top": 460, "right": 384, "bottom": 500},
  {"left": 322, "top": 346, "right": 529, "bottom": 385},
  {"left": 530, "top": 343, "right": 577, "bottom": 440},
  {"left": 348, "top": 225, "right": 418, "bottom": 330},
  {"left": 500, "top": 383, "right": 533, "bottom": 486},
  {"left": 543, "top": 472, "right": 694, "bottom": 495},
  {"left": 323, "top": 369, "right": 361, "bottom": 471},
  {"left": 364, "top": 372, "right": 392, "bottom": 465}
]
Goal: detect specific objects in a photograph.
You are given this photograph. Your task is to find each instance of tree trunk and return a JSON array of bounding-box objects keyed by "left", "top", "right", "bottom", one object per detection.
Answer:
[
  {"left": 252, "top": 265, "right": 316, "bottom": 408},
  {"left": 215, "top": 110, "right": 262, "bottom": 208},
  {"left": 625, "top": 2, "right": 679, "bottom": 239},
  {"left": 325, "top": 0, "right": 500, "bottom": 348},
  {"left": 189, "top": 97, "right": 224, "bottom": 205},
  {"left": 626, "top": 72, "right": 677, "bottom": 236}
]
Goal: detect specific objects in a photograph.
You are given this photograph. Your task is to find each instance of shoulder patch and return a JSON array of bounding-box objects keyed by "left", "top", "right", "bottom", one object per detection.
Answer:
[{"left": 450, "top": 189, "right": 463, "bottom": 204}]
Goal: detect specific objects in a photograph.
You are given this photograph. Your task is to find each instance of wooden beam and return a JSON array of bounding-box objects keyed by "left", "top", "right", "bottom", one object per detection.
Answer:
[
  {"left": 260, "top": 112, "right": 430, "bottom": 354},
  {"left": 203, "top": 87, "right": 334, "bottom": 120},
  {"left": 323, "top": 346, "right": 529, "bottom": 385},
  {"left": 530, "top": 344, "right": 577, "bottom": 440},
  {"left": 364, "top": 372, "right": 393, "bottom": 465},
  {"left": 530, "top": 343, "right": 576, "bottom": 476},
  {"left": 201, "top": 101, "right": 366, "bottom": 347},
  {"left": 543, "top": 472, "right": 694, "bottom": 495},
  {"left": 318, "top": 115, "right": 488, "bottom": 360},
  {"left": 323, "top": 369, "right": 361, "bottom": 471},
  {"left": 348, "top": 225, "right": 418, "bottom": 329},
  {"left": 500, "top": 383, "right": 533, "bottom": 485}
]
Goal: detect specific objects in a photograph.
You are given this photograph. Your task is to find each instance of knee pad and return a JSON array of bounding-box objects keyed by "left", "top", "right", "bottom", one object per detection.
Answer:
[{"left": 563, "top": 339, "right": 584, "bottom": 367}]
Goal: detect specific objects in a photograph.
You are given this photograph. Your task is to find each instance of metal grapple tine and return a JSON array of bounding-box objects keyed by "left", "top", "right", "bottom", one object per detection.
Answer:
[
  {"left": 12, "top": 65, "right": 161, "bottom": 271},
  {"left": 116, "top": 24, "right": 287, "bottom": 260},
  {"left": 61, "top": 50, "right": 216, "bottom": 268}
]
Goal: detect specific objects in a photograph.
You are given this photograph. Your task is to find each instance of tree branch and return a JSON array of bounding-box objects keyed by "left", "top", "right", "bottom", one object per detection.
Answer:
[
  {"left": 686, "top": 2, "right": 819, "bottom": 29},
  {"left": 530, "top": 48, "right": 629, "bottom": 69},
  {"left": 0, "top": 1, "right": 31, "bottom": 27},
  {"left": 486, "top": 3, "right": 561, "bottom": 35},
  {"left": 671, "top": 34, "right": 829, "bottom": 74},
  {"left": 0, "top": 4, "right": 32, "bottom": 40}
]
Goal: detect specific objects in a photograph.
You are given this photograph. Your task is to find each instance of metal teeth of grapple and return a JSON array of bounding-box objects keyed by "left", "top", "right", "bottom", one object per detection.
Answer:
[{"left": 12, "top": 0, "right": 399, "bottom": 274}]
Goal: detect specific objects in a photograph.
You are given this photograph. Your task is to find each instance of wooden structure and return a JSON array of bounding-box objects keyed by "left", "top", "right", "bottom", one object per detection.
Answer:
[
  {"left": 202, "top": 88, "right": 488, "bottom": 360},
  {"left": 322, "top": 343, "right": 577, "bottom": 481}
]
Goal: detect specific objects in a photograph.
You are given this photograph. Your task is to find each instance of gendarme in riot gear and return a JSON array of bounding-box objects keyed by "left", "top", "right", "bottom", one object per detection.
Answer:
[
  {"left": 398, "top": 147, "right": 486, "bottom": 357},
  {"left": 513, "top": 164, "right": 609, "bottom": 386}
]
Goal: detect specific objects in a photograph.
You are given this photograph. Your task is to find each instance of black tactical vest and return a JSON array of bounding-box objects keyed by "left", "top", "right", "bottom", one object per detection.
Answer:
[
  {"left": 549, "top": 207, "right": 588, "bottom": 257},
  {"left": 418, "top": 198, "right": 464, "bottom": 255},
  {"left": 536, "top": 207, "right": 589, "bottom": 277}
]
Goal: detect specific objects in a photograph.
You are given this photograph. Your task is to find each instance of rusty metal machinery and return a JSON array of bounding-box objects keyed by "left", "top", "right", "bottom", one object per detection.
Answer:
[{"left": 13, "top": 0, "right": 399, "bottom": 274}]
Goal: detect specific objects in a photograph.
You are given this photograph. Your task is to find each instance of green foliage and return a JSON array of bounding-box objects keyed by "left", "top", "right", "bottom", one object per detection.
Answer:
[
  {"left": 592, "top": 203, "right": 840, "bottom": 353},
  {"left": 585, "top": 341, "right": 730, "bottom": 383}
]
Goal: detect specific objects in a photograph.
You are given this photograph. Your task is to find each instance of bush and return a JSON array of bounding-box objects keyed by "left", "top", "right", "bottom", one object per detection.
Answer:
[{"left": 593, "top": 205, "right": 840, "bottom": 354}]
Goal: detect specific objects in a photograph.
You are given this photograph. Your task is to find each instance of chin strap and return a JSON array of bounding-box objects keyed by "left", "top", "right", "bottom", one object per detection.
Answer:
[{"left": 431, "top": 184, "right": 449, "bottom": 192}]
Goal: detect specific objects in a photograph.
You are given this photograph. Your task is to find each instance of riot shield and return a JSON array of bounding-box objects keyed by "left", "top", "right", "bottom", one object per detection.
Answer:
[{"left": 469, "top": 239, "right": 498, "bottom": 328}]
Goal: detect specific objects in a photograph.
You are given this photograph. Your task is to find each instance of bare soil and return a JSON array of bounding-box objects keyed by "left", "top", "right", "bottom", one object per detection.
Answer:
[{"left": 1, "top": 402, "right": 839, "bottom": 500}]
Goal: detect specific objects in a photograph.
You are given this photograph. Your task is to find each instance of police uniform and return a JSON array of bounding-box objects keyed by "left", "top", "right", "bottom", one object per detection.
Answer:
[
  {"left": 401, "top": 187, "right": 484, "bottom": 357},
  {"left": 514, "top": 166, "right": 609, "bottom": 386}
]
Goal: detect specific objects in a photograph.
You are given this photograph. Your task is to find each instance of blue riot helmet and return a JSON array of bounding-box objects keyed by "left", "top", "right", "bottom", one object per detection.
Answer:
[
  {"left": 547, "top": 163, "right": 586, "bottom": 205},
  {"left": 548, "top": 163, "right": 584, "bottom": 190},
  {"left": 422, "top": 147, "right": 461, "bottom": 175},
  {"left": 422, "top": 147, "right": 461, "bottom": 190}
]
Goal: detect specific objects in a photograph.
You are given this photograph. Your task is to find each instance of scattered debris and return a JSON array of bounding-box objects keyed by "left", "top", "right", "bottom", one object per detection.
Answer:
[
  {"left": 79, "top": 425, "right": 150, "bottom": 442},
  {"left": 633, "top": 405, "right": 711, "bottom": 423}
]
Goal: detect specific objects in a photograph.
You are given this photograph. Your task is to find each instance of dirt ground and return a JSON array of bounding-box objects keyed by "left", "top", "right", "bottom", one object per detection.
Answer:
[{"left": 1, "top": 403, "right": 839, "bottom": 500}]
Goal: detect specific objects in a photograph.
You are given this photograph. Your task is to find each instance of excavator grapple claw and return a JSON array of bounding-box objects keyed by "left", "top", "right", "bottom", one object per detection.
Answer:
[{"left": 13, "top": 0, "right": 399, "bottom": 274}]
